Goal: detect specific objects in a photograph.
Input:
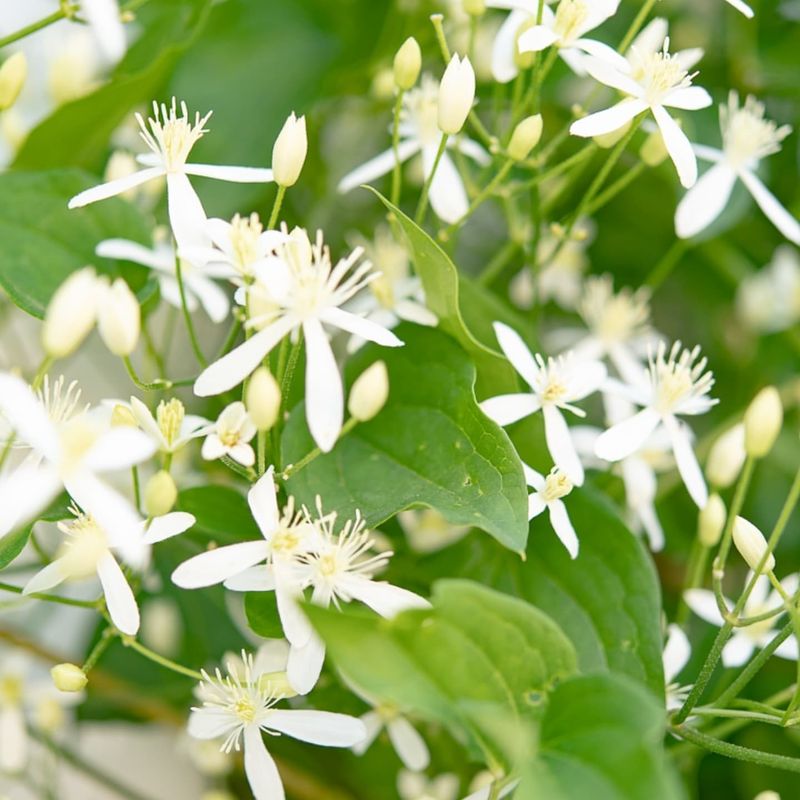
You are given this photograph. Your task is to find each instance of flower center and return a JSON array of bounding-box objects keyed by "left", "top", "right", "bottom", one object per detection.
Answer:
[
  {"left": 542, "top": 377, "right": 568, "bottom": 404},
  {"left": 721, "top": 93, "right": 791, "bottom": 168},
  {"left": 0, "top": 674, "right": 22, "bottom": 707},
  {"left": 579, "top": 276, "right": 650, "bottom": 344},
  {"left": 271, "top": 527, "right": 301, "bottom": 555},
  {"left": 634, "top": 46, "right": 690, "bottom": 105},
  {"left": 59, "top": 418, "right": 99, "bottom": 473},
  {"left": 234, "top": 697, "right": 257, "bottom": 723},
  {"left": 58, "top": 512, "right": 109, "bottom": 579},
  {"left": 554, "top": 0, "right": 588, "bottom": 44},
  {"left": 318, "top": 552, "right": 340, "bottom": 577},
  {"left": 38, "top": 375, "right": 86, "bottom": 427},
  {"left": 404, "top": 77, "right": 440, "bottom": 145},
  {"left": 157, "top": 398, "right": 185, "bottom": 447},
  {"left": 229, "top": 213, "right": 264, "bottom": 274},
  {"left": 650, "top": 342, "right": 714, "bottom": 415},
  {"left": 136, "top": 98, "right": 211, "bottom": 172},
  {"left": 541, "top": 469, "right": 572, "bottom": 502}
]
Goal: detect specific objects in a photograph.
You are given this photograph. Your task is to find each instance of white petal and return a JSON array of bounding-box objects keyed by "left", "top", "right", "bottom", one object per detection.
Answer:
[
  {"left": 572, "top": 39, "right": 630, "bottom": 72},
  {"left": 425, "top": 149, "right": 468, "bottom": 224},
  {"left": 82, "top": 0, "right": 126, "bottom": 61},
  {"left": 663, "top": 415, "right": 708, "bottom": 508},
  {"left": 517, "top": 24, "right": 560, "bottom": 53},
  {"left": 167, "top": 172, "right": 209, "bottom": 251},
  {"left": 548, "top": 499, "right": 579, "bottom": 559},
  {"left": 351, "top": 711, "right": 383, "bottom": 756},
  {"left": 582, "top": 58, "right": 642, "bottom": 96},
  {"left": 254, "top": 640, "right": 290, "bottom": 674},
  {"left": 266, "top": 709, "right": 367, "bottom": 747},
  {"left": 201, "top": 435, "right": 227, "bottom": 461},
  {"left": 194, "top": 316, "right": 295, "bottom": 396},
  {"left": 184, "top": 274, "right": 230, "bottom": 323},
  {"left": 570, "top": 98, "right": 648, "bottom": 138},
  {"left": 725, "top": 0, "right": 754, "bottom": 16},
  {"left": 249, "top": 467, "right": 279, "bottom": 539},
  {"left": 0, "top": 462, "right": 60, "bottom": 538},
  {"left": 303, "top": 318, "right": 343, "bottom": 453},
  {"left": 739, "top": 169, "right": 800, "bottom": 245},
  {"left": 276, "top": 579, "right": 313, "bottom": 647},
  {"left": 83, "top": 427, "right": 157, "bottom": 472},
  {"left": 454, "top": 136, "right": 491, "bottom": 166},
  {"left": 664, "top": 86, "right": 713, "bottom": 111},
  {"left": 0, "top": 373, "right": 60, "bottom": 459},
  {"left": 636, "top": 502, "right": 665, "bottom": 552},
  {"left": 566, "top": 359, "right": 606, "bottom": 401},
  {"left": 684, "top": 588, "right": 726, "bottom": 625},
  {"left": 244, "top": 725, "right": 284, "bottom": 800},
  {"left": 320, "top": 307, "right": 404, "bottom": 347},
  {"left": 543, "top": 404, "right": 584, "bottom": 486},
  {"left": 287, "top": 633, "right": 326, "bottom": 695},
  {"left": 491, "top": 9, "right": 530, "bottom": 83},
  {"left": 344, "top": 576, "right": 431, "bottom": 618},
  {"left": 394, "top": 299, "right": 438, "bottom": 327},
  {"left": 23, "top": 559, "right": 67, "bottom": 595},
  {"left": 96, "top": 239, "right": 170, "bottom": 270},
  {"left": 675, "top": 163, "right": 737, "bottom": 239},
  {"left": 142, "top": 512, "right": 195, "bottom": 544},
  {"left": 523, "top": 463, "right": 545, "bottom": 490},
  {"left": 774, "top": 636, "right": 799, "bottom": 661},
  {"left": 224, "top": 565, "right": 276, "bottom": 592},
  {"left": 721, "top": 633, "right": 755, "bottom": 667},
  {"left": 338, "top": 140, "right": 421, "bottom": 194},
  {"left": 528, "top": 493, "right": 546, "bottom": 519},
  {"left": 594, "top": 408, "right": 661, "bottom": 461},
  {"left": 68, "top": 167, "right": 164, "bottom": 208},
  {"left": 184, "top": 163, "right": 274, "bottom": 183},
  {"left": 480, "top": 393, "right": 541, "bottom": 426},
  {"left": 187, "top": 708, "right": 235, "bottom": 740},
  {"left": 387, "top": 717, "right": 430, "bottom": 771},
  {"left": 97, "top": 553, "right": 140, "bottom": 635},
  {"left": 652, "top": 105, "right": 697, "bottom": 188},
  {"left": 0, "top": 706, "right": 28, "bottom": 772},
  {"left": 629, "top": 17, "right": 667, "bottom": 55},
  {"left": 171, "top": 541, "right": 269, "bottom": 588},
  {"left": 492, "top": 321, "right": 540, "bottom": 388},
  {"left": 663, "top": 624, "right": 691, "bottom": 683}
]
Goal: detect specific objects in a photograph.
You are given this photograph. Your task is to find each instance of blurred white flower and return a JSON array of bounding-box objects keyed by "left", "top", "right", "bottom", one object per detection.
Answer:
[
  {"left": 486, "top": 0, "right": 555, "bottom": 84},
  {"left": 737, "top": 246, "right": 800, "bottom": 333},
  {"left": 201, "top": 402, "right": 257, "bottom": 467},
  {"left": 398, "top": 508, "right": 471, "bottom": 553},
  {"left": 82, "top": 0, "right": 126, "bottom": 63},
  {"left": 524, "top": 464, "right": 578, "bottom": 558},
  {"left": 663, "top": 624, "right": 691, "bottom": 711},
  {"left": 127, "top": 397, "right": 211, "bottom": 456},
  {"left": 398, "top": 771, "right": 460, "bottom": 800}
]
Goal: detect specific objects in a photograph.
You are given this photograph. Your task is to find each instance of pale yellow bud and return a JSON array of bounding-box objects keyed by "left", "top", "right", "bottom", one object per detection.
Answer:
[
  {"left": 744, "top": 386, "right": 782, "bottom": 458},
  {"left": 508, "top": 114, "right": 543, "bottom": 161},
  {"left": 140, "top": 598, "right": 182, "bottom": 658},
  {"left": 144, "top": 470, "right": 177, "bottom": 517},
  {"left": 698, "top": 493, "right": 726, "bottom": 547},
  {"left": 706, "top": 424, "right": 746, "bottom": 488},
  {"left": 0, "top": 52, "right": 27, "bottom": 111},
  {"left": 438, "top": 54, "right": 475, "bottom": 135},
  {"left": 98, "top": 278, "right": 140, "bottom": 356},
  {"left": 639, "top": 128, "right": 669, "bottom": 166},
  {"left": 463, "top": 0, "right": 486, "bottom": 15},
  {"left": 594, "top": 119, "right": 632, "bottom": 149},
  {"left": 110, "top": 403, "right": 138, "bottom": 427},
  {"left": 246, "top": 367, "right": 281, "bottom": 431},
  {"left": 732, "top": 516, "right": 774, "bottom": 573},
  {"left": 348, "top": 361, "right": 389, "bottom": 422},
  {"left": 51, "top": 663, "right": 87, "bottom": 693},
  {"left": 42, "top": 267, "right": 100, "bottom": 358},
  {"left": 272, "top": 112, "right": 307, "bottom": 188},
  {"left": 393, "top": 37, "right": 421, "bottom": 91},
  {"left": 513, "top": 20, "right": 537, "bottom": 70}
]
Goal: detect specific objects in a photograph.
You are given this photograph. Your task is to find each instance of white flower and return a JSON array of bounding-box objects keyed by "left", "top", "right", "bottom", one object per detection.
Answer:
[
  {"left": 398, "top": 771, "right": 460, "bottom": 800},
  {"left": 96, "top": 234, "right": 233, "bottom": 323},
  {"left": 201, "top": 402, "right": 257, "bottom": 467},
  {"left": 524, "top": 465, "right": 579, "bottom": 558},
  {"left": 737, "top": 246, "right": 800, "bottom": 333},
  {"left": 486, "top": 0, "right": 554, "bottom": 84},
  {"left": 481, "top": 322, "right": 606, "bottom": 485},
  {"left": 127, "top": 396, "right": 211, "bottom": 456},
  {"left": 517, "top": 0, "right": 626, "bottom": 76},
  {"left": 337, "top": 75, "right": 489, "bottom": 223},
  {"left": 82, "top": 0, "right": 126, "bottom": 63},
  {"left": 627, "top": 18, "right": 703, "bottom": 73},
  {"left": 68, "top": 99, "right": 274, "bottom": 249},
  {"left": 0, "top": 373, "right": 155, "bottom": 543},
  {"left": 193, "top": 228, "right": 404, "bottom": 453},
  {"left": 188, "top": 652, "right": 366, "bottom": 800},
  {"left": 663, "top": 624, "right": 691, "bottom": 711},
  {"left": 594, "top": 341, "right": 716, "bottom": 508},
  {"left": 572, "top": 42, "right": 712, "bottom": 187},
  {"left": 23, "top": 505, "right": 194, "bottom": 635},
  {"left": 675, "top": 93, "right": 799, "bottom": 244},
  {"left": 398, "top": 509, "right": 471, "bottom": 553},
  {"left": 685, "top": 573, "right": 799, "bottom": 667}
]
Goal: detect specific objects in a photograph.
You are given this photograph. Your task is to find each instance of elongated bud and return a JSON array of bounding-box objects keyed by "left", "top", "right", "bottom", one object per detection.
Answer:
[
  {"left": 272, "top": 112, "right": 307, "bottom": 188},
  {"left": 463, "top": 0, "right": 486, "bottom": 15},
  {"left": 698, "top": 493, "right": 726, "bottom": 547},
  {"left": 246, "top": 367, "right": 281, "bottom": 431},
  {"left": 706, "top": 424, "right": 746, "bottom": 488},
  {"left": 438, "top": 54, "right": 475, "bottom": 135},
  {"left": 144, "top": 470, "right": 177, "bottom": 517},
  {"left": 51, "top": 663, "right": 87, "bottom": 693},
  {"left": 348, "top": 361, "right": 389, "bottom": 422},
  {"left": 732, "top": 516, "right": 774, "bottom": 573},
  {"left": 98, "top": 278, "right": 140, "bottom": 356},
  {"left": 639, "top": 128, "right": 668, "bottom": 166},
  {"left": 393, "top": 37, "right": 421, "bottom": 91},
  {"left": 508, "top": 114, "right": 543, "bottom": 161},
  {"left": 744, "top": 386, "right": 782, "bottom": 458},
  {"left": 42, "top": 267, "right": 100, "bottom": 358},
  {"left": 0, "top": 52, "right": 27, "bottom": 111}
]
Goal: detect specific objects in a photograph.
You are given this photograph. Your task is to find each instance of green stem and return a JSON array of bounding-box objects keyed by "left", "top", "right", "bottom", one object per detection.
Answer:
[
  {"left": 123, "top": 356, "right": 173, "bottom": 391},
  {"left": 257, "top": 429, "right": 267, "bottom": 476},
  {"left": 174, "top": 257, "right": 207, "bottom": 367},
  {"left": 122, "top": 636, "right": 203, "bottom": 681},
  {"left": 691, "top": 707, "right": 784, "bottom": 725},
  {"left": 221, "top": 455, "right": 257, "bottom": 482},
  {"left": 415, "top": 133, "right": 449, "bottom": 224},
  {"left": 617, "top": 0, "right": 659, "bottom": 53},
  {"left": 282, "top": 417, "right": 358, "bottom": 481},
  {"left": 584, "top": 161, "right": 646, "bottom": 216},
  {"left": 268, "top": 185, "right": 287, "bottom": 229},
  {"left": 0, "top": 7, "right": 75, "bottom": 49},
  {"left": 514, "top": 143, "right": 597, "bottom": 193},
  {"left": 477, "top": 240, "right": 519, "bottom": 287},
  {"left": 32, "top": 355, "right": 54, "bottom": 392},
  {"left": 141, "top": 321, "right": 165, "bottom": 379},
  {"left": 215, "top": 317, "right": 242, "bottom": 360},
  {"left": 0, "top": 581, "right": 99, "bottom": 610},
  {"left": 446, "top": 159, "right": 514, "bottom": 232},
  {"left": 82, "top": 628, "right": 115, "bottom": 673},
  {"left": 391, "top": 90, "right": 405, "bottom": 207},
  {"left": 430, "top": 13, "right": 450, "bottom": 61},
  {"left": 644, "top": 240, "right": 688, "bottom": 291},
  {"left": 131, "top": 466, "right": 141, "bottom": 513}
]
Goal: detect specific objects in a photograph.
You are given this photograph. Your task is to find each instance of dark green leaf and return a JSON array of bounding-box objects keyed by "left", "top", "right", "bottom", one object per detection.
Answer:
[
  {"left": 177, "top": 484, "right": 259, "bottom": 544},
  {"left": 244, "top": 592, "right": 283, "bottom": 639},
  {"left": 0, "top": 525, "right": 31, "bottom": 570}
]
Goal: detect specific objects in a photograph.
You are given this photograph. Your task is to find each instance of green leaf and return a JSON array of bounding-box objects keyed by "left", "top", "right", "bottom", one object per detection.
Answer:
[
  {"left": 282, "top": 324, "right": 529, "bottom": 551},
  {"left": 0, "top": 525, "right": 31, "bottom": 571},
  {"left": 244, "top": 592, "right": 283, "bottom": 639},
  {"left": 177, "top": 484, "right": 259, "bottom": 545},
  {"left": 0, "top": 170, "right": 153, "bottom": 318}
]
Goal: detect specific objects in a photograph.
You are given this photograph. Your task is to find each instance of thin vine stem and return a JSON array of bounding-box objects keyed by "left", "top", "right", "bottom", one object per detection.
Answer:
[
  {"left": 0, "top": 581, "right": 99, "bottom": 610},
  {"left": 174, "top": 257, "right": 207, "bottom": 367},
  {"left": 122, "top": 636, "right": 203, "bottom": 681}
]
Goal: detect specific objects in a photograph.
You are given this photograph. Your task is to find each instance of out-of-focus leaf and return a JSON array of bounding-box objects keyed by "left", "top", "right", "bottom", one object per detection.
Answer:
[
  {"left": 0, "top": 526, "right": 31, "bottom": 570},
  {"left": 177, "top": 484, "right": 258, "bottom": 545},
  {"left": 244, "top": 592, "right": 283, "bottom": 639}
]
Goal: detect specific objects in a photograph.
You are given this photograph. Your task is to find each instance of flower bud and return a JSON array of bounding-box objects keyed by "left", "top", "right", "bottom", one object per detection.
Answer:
[
  {"left": 698, "top": 493, "right": 726, "bottom": 547},
  {"left": 110, "top": 403, "right": 138, "bottom": 427},
  {"left": 733, "top": 516, "right": 774, "bottom": 573},
  {"left": 0, "top": 52, "right": 27, "bottom": 111},
  {"left": 144, "top": 470, "right": 177, "bottom": 517},
  {"left": 51, "top": 663, "right": 87, "bottom": 693},
  {"left": 393, "top": 37, "right": 421, "bottom": 91},
  {"left": 744, "top": 386, "right": 782, "bottom": 458},
  {"left": 98, "top": 278, "right": 140, "bottom": 356},
  {"left": 706, "top": 424, "right": 746, "bottom": 489},
  {"left": 272, "top": 112, "right": 307, "bottom": 188},
  {"left": 246, "top": 367, "right": 281, "bottom": 431},
  {"left": 463, "top": 0, "right": 486, "bottom": 15},
  {"left": 508, "top": 114, "right": 543, "bottom": 161},
  {"left": 348, "top": 361, "right": 389, "bottom": 422},
  {"left": 42, "top": 267, "right": 100, "bottom": 358},
  {"left": 639, "top": 128, "right": 668, "bottom": 166},
  {"left": 438, "top": 54, "right": 475, "bottom": 135},
  {"left": 594, "top": 119, "right": 632, "bottom": 149}
]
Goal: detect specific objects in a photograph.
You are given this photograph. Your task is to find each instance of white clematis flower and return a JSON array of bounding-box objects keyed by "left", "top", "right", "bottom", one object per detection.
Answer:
[
  {"left": 337, "top": 75, "right": 489, "bottom": 223},
  {"left": 737, "top": 246, "right": 800, "bottom": 333},
  {"left": 486, "top": 0, "right": 555, "bottom": 84},
  {"left": 628, "top": 18, "right": 703, "bottom": 74},
  {"left": 663, "top": 624, "right": 692, "bottom": 711},
  {"left": 675, "top": 93, "right": 799, "bottom": 244},
  {"left": 481, "top": 322, "right": 607, "bottom": 485},
  {"left": 517, "top": 0, "right": 626, "bottom": 76},
  {"left": 398, "top": 508, "right": 471, "bottom": 553},
  {"left": 572, "top": 41, "right": 712, "bottom": 187},
  {"left": 594, "top": 341, "right": 716, "bottom": 508},
  {"left": 398, "top": 770, "right": 460, "bottom": 800},
  {"left": 194, "top": 228, "right": 404, "bottom": 453},
  {"left": 685, "top": 573, "right": 800, "bottom": 667},
  {"left": 524, "top": 464, "right": 579, "bottom": 558},
  {"left": 201, "top": 402, "right": 257, "bottom": 468},
  {"left": 188, "top": 651, "right": 366, "bottom": 800},
  {"left": 127, "top": 396, "right": 211, "bottom": 456},
  {"left": 68, "top": 98, "right": 274, "bottom": 249},
  {"left": 82, "top": 0, "right": 127, "bottom": 63}
]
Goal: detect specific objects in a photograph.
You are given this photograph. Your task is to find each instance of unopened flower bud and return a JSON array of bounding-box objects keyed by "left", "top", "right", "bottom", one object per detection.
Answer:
[
  {"left": 508, "top": 114, "right": 543, "bottom": 161},
  {"left": 698, "top": 493, "right": 726, "bottom": 547},
  {"left": 0, "top": 52, "right": 27, "bottom": 111},
  {"left": 639, "top": 128, "right": 668, "bottom": 166},
  {"left": 272, "top": 112, "right": 307, "bottom": 188},
  {"left": 144, "top": 470, "right": 177, "bottom": 517},
  {"left": 246, "top": 367, "right": 281, "bottom": 431},
  {"left": 463, "top": 0, "right": 486, "bottom": 15},
  {"left": 513, "top": 20, "right": 537, "bottom": 70},
  {"left": 42, "top": 267, "right": 100, "bottom": 358},
  {"left": 51, "top": 663, "right": 87, "bottom": 693},
  {"left": 706, "top": 424, "right": 746, "bottom": 488},
  {"left": 110, "top": 403, "right": 138, "bottom": 427},
  {"left": 393, "top": 37, "right": 421, "bottom": 91},
  {"left": 732, "top": 516, "right": 774, "bottom": 573},
  {"left": 594, "top": 119, "right": 632, "bottom": 149},
  {"left": 348, "top": 361, "right": 389, "bottom": 422},
  {"left": 438, "top": 54, "right": 475, "bottom": 135},
  {"left": 744, "top": 386, "right": 782, "bottom": 458},
  {"left": 98, "top": 278, "right": 140, "bottom": 356}
]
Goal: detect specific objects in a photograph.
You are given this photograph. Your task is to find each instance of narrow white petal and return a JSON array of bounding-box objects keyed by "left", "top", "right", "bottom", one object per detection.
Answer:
[
  {"left": 387, "top": 717, "right": 430, "bottom": 771},
  {"left": 572, "top": 39, "right": 630, "bottom": 72},
  {"left": 224, "top": 565, "right": 276, "bottom": 592},
  {"left": 82, "top": 0, "right": 126, "bottom": 61},
  {"left": 171, "top": 541, "right": 269, "bottom": 588},
  {"left": 480, "top": 393, "right": 541, "bottom": 426},
  {"left": 663, "top": 415, "right": 708, "bottom": 508},
  {"left": 491, "top": 9, "right": 530, "bottom": 83},
  {"left": 454, "top": 136, "right": 491, "bottom": 166},
  {"left": 652, "top": 105, "right": 697, "bottom": 188},
  {"left": 675, "top": 163, "right": 737, "bottom": 239},
  {"left": 142, "top": 512, "right": 195, "bottom": 544},
  {"left": 636, "top": 501, "right": 665, "bottom": 552},
  {"left": 23, "top": 560, "right": 67, "bottom": 595},
  {"left": 548, "top": 499, "right": 579, "bottom": 559},
  {"left": 566, "top": 359, "right": 607, "bottom": 401},
  {"left": 739, "top": 170, "right": 800, "bottom": 245},
  {"left": 664, "top": 86, "right": 713, "bottom": 111},
  {"left": 426, "top": 150, "right": 468, "bottom": 224},
  {"left": 570, "top": 98, "right": 648, "bottom": 138},
  {"left": 394, "top": 299, "right": 438, "bottom": 327},
  {"left": 774, "top": 636, "right": 799, "bottom": 661},
  {"left": 276, "top": 580, "right": 313, "bottom": 647},
  {"left": 96, "top": 239, "right": 170, "bottom": 270},
  {"left": 267, "top": 710, "right": 367, "bottom": 747},
  {"left": 184, "top": 274, "right": 230, "bottom": 323},
  {"left": 0, "top": 373, "right": 60, "bottom": 459},
  {"left": 68, "top": 168, "right": 164, "bottom": 208},
  {"left": 303, "top": 318, "right": 343, "bottom": 453},
  {"left": 492, "top": 321, "right": 540, "bottom": 389},
  {"left": 351, "top": 711, "right": 383, "bottom": 756},
  {"left": 184, "top": 163, "right": 274, "bottom": 183},
  {"left": 543, "top": 405, "right": 584, "bottom": 486},
  {"left": 201, "top": 435, "right": 227, "bottom": 461},
  {"left": 684, "top": 588, "right": 726, "bottom": 625},
  {"left": 0, "top": 707, "right": 28, "bottom": 772},
  {"left": 663, "top": 624, "right": 691, "bottom": 683},
  {"left": 244, "top": 725, "right": 284, "bottom": 800},
  {"left": 517, "top": 24, "right": 559, "bottom": 53},
  {"left": 97, "top": 553, "right": 140, "bottom": 635},
  {"left": 337, "top": 140, "right": 421, "bottom": 194},
  {"left": 721, "top": 633, "right": 755, "bottom": 667},
  {"left": 84, "top": 427, "right": 157, "bottom": 472},
  {"left": 594, "top": 408, "right": 661, "bottom": 461},
  {"left": 248, "top": 467, "right": 279, "bottom": 539},
  {"left": 187, "top": 708, "right": 235, "bottom": 740},
  {"left": 167, "top": 173, "right": 209, "bottom": 251},
  {"left": 344, "top": 576, "right": 431, "bottom": 618},
  {"left": 528, "top": 493, "right": 547, "bottom": 519},
  {"left": 522, "top": 464, "right": 545, "bottom": 490},
  {"left": 287, "top": 633, "right": 326, "bottom": 695},
  {"left": 629, "top": 17, "right": 667, "bottom": 55},
  {"left": 583, "top": 58, "right": 642, "bottom": 96},
  {"left": 0, "top": 463, "right": 60, "bottom": 538},
  {"left": 320, "top": 307, "right": 404, "bottom": 347}
]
